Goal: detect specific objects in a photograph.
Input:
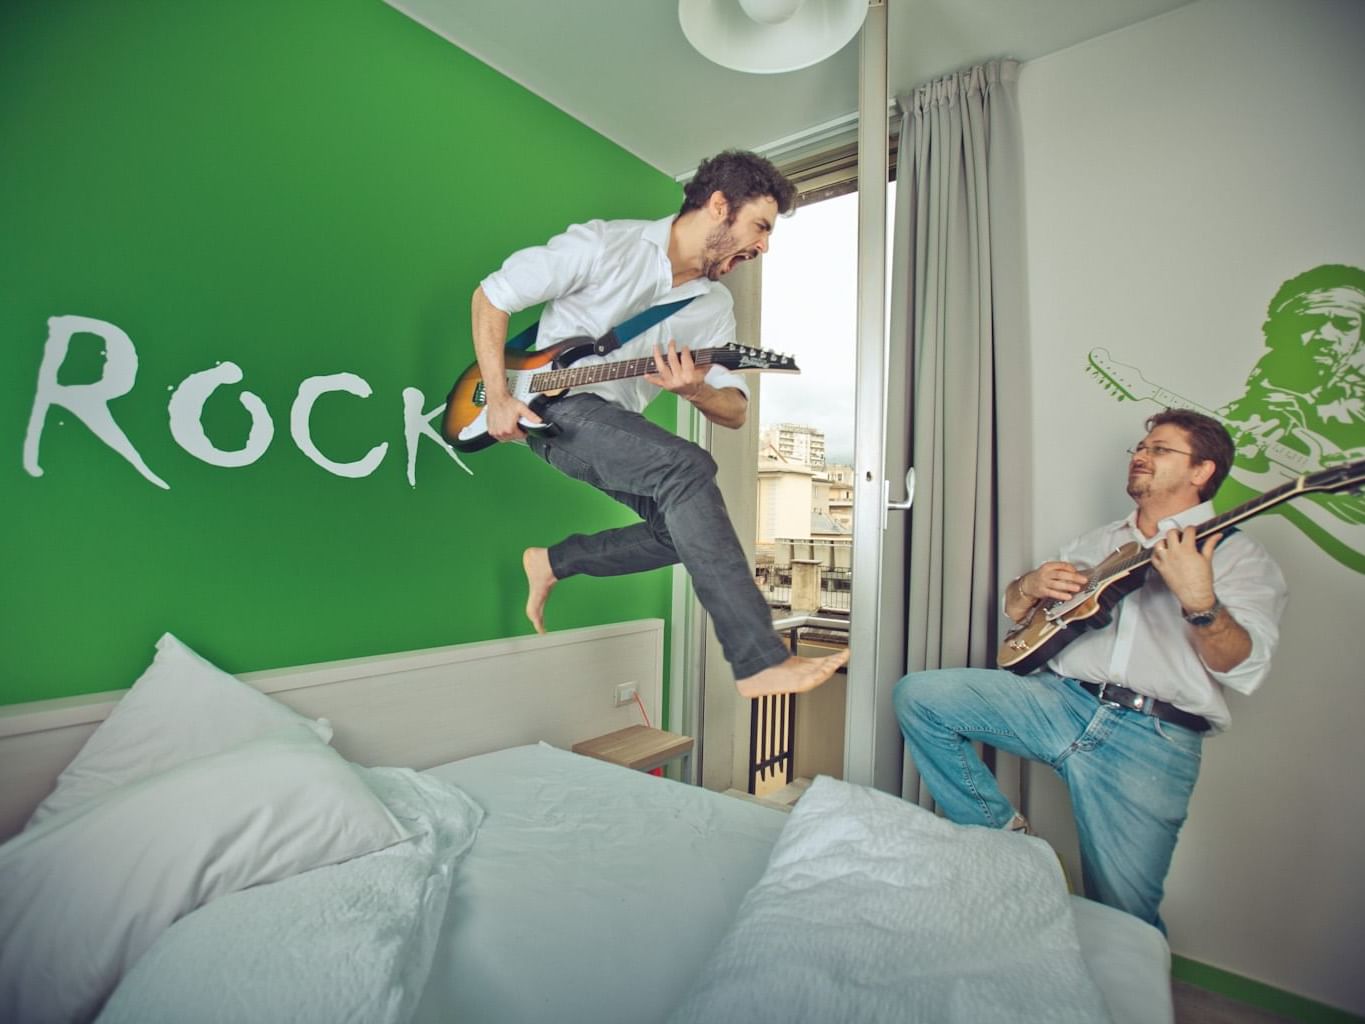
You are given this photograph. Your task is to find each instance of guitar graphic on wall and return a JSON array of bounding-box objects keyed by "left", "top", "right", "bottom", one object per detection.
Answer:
[{"left": 1086, "top": 347, "right": 1365, "bottom": 573}]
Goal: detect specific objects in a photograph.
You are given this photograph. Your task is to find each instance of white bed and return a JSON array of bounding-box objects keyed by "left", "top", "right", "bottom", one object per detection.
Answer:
[
  {"left": 0, "top": 624, "right": 1173, "bottom": 1024},
  {"left": 416, "top": 743, "right": 1169, "bottom": 1024}
]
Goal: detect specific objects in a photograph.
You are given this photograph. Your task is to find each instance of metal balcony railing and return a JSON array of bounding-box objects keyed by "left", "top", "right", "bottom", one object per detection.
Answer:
[
  {"left": 755, "top": 567, "right": 853, "bottom": 612},
  {"left": 747, "top": 613, "right": 850, "bottom": 796}
]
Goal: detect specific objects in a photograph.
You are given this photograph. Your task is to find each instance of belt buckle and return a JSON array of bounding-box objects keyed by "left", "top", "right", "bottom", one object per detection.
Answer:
[{"left": 1096, "top": 684, "right": 1144, "bottom": 712}]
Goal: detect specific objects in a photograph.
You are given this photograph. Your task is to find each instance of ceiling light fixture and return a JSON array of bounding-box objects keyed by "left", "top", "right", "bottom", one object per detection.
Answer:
[{"left": 678, "top": 0, "right": 869, "bottom": 75}]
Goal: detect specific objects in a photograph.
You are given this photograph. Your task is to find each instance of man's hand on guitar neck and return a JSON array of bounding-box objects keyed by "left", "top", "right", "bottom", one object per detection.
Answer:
[
  {"left": 1006, "top": 562, "right": 1088, "bottom": 623},
  {"left": 645, "top": 340, "right": 707, "bottom": 399},
  {"left": 646, "top": 340, "right": 748, "bottom": 430},
  {"left": 1143, "top": 527, "right": 1253, "bottom": 672},
  {"left": 1149, "top": 527, "right": 1220, "bottom": 615}
]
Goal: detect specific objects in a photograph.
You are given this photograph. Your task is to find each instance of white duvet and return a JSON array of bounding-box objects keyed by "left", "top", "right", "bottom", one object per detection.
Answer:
[{"left": 668, "top": 776, "right": 1113, "bottom": 1024}]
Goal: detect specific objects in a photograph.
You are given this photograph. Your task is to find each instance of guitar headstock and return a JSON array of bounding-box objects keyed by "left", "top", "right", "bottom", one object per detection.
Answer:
[
  {"left": 1086, "top": 348, "right": 1155, "bottom": 402},
  {"left": 711, "top": 343, "right": 800, "bottom": 374},
  {"left": 1300, "top": 456, "right": 1365, "bottom": 495}
]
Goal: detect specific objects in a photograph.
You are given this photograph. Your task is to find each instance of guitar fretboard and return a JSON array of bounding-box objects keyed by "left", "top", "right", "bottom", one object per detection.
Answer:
[
  {"left": 529, "top": 349, "right": 745, "bottom": 392},
  {"left": 1085, "top": 478, "right": 1303, "bottom": 586}
]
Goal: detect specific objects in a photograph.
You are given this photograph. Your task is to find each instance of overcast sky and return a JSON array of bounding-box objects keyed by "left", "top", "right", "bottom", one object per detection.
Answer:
[{"left": 758, "top": 190, "right": 859, "bottom": 465}]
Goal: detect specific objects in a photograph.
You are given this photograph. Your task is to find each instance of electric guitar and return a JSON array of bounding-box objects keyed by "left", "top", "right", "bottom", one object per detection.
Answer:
[
  {"left": 997, "top": 458, "right": 1365, "bottom": 674},
  {"left": 442, "top": 338, "right": 799, "bottom": 452}
]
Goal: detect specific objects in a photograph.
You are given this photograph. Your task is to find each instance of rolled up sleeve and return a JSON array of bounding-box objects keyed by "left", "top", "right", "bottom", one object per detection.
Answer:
[{"left": 480, "top": 221, "right": 604, "bottom": 315}]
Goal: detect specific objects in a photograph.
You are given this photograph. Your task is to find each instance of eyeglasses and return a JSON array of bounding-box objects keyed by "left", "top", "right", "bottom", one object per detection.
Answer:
[{"left": 1126, "top": 443, "right": 1195, "bottom": 459}]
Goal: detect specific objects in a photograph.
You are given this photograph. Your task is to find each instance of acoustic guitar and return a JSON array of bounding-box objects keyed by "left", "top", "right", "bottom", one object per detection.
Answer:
[
  {"left": 442, "top": 338, "right": 799, "bottom": 452},
  {"left": 997, "top": 458, "right": 1365, "bottom": 674}
]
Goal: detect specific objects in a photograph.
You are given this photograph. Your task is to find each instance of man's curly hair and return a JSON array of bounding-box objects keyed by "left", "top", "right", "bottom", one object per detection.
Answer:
[{"left": 679, "top": 150, "right": 795, "bottom": 220}]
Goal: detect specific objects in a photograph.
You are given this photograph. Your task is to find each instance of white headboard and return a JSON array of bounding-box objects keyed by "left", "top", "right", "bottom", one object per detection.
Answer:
[{"left": 0, "top": 619, "right": 665, "bottom": 840}]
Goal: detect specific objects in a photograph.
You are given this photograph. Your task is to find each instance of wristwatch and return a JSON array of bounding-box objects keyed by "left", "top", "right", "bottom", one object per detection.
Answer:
[{"left": 1182, "top": 598, "right": 1221, "bottom": 627}]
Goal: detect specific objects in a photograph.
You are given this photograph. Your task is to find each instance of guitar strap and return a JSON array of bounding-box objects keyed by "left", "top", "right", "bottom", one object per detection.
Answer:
[
  {"left": 505, "top": 319, "right": 540, "bottom": 353},
  {"left": 594, "top": 296, "right": 697, "bottom": 355},
  {"left": 505, "top": 296, "right": 697, "bottom": 354}
]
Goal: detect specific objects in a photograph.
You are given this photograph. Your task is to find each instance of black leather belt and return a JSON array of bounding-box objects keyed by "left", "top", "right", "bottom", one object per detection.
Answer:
[{"left": 1079, "top": 680, "right": 1211, "bottom": 733}]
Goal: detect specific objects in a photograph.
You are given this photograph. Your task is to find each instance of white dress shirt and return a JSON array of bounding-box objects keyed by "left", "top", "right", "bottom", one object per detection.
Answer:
[
  {"left": 479, "top": 216, "right": 750, "bottom": 414},
  {"left": 1046, "top": 501, "right": 1288, "bottom": 732}
]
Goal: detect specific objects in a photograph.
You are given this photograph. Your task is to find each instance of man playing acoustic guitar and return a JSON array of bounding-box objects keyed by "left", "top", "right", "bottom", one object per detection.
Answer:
[
  {"left": 894, "top": 409, "right": 1287, "bottom": 929},
  {"left": 470, "top": 150, "right": 848, "bottom": 699}
]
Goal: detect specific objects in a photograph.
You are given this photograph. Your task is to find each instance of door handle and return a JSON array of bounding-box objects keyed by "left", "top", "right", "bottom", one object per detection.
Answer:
[{"left": 883, "top": 467, "right": 915, "bottom": 528}]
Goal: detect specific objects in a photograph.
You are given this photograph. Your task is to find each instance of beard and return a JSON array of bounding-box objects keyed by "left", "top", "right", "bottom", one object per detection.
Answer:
[
  {"left": 1126, "top": 469, "right": 1151, "bottom": 500},
  {"left": 701, "top": 222, "right": 744, "bottom": 281}
]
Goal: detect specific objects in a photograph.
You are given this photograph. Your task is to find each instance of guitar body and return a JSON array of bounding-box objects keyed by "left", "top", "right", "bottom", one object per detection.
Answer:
[
  {"left": 998, "top": 544, "right": 1147, "bottom": 674},
  {"left": 442, "top": 338, "right": 595, "bottom": 452}
]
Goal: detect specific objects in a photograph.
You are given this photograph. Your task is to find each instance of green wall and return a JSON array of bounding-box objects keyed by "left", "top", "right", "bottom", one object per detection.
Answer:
[{"left": 0, "top": 0, "right": 682, "bottom": 704}]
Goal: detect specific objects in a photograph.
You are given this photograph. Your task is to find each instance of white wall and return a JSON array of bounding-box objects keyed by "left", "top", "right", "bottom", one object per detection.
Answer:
[{"left": 1017, "top": 0, "right": 1364, "bottom": 1012}]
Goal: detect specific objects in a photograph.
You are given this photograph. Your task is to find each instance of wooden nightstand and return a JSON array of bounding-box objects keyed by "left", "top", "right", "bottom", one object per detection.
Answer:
[{"left": 572, "top": 725, "right": 694, "bottom": 774}]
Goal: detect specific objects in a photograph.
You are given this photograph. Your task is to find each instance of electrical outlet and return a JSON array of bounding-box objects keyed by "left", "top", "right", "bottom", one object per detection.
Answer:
[{"left": 614, "top": 681, "right": 638, "bottom": 707}]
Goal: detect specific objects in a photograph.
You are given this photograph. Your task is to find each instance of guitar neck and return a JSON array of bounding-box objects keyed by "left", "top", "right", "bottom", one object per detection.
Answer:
[
  {"left": 1097, "top": 478, "right": 1305, "bottom": 582},
  {"left": 529, "top": 350, "right": 725, "bottom": 392}
]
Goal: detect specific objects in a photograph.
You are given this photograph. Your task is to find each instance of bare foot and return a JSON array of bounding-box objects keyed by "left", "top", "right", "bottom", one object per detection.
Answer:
[
  {"left": 522, "top": 547, "right": 557, "bottom": 634},
  {"left": 735, "top": 649, "right": 850, "bottom": 698}
]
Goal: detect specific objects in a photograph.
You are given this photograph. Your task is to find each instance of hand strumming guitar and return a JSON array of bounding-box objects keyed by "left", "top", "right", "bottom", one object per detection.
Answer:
[
  {"left": 471, "top": 284, "right": 543, "bottom": 442},
  {"left": 1005, "top": 562, "right": 1088, "bottom": 624},
  {"left": 485, "top": 391, "right": 542, "bottom": 443}
]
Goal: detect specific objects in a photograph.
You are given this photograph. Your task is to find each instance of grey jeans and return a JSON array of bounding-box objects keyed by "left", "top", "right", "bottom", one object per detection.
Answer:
[{"left": 527, "top": 393, "right": 788, "bottom": 679}]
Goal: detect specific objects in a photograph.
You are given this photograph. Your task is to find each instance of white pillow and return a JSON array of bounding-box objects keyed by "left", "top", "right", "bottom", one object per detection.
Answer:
[
  {"left": 668, "top": 776, "right": 1110, "bottom": 1024},
  {"left": 97, "top": 767, "right": 484, "bottom": 1024},
  {"left": 0, "top": 729, "right": 411, "bottom": 1024},
  {"left": 27, "top": 632, "right": 332, "bottom": 828}
]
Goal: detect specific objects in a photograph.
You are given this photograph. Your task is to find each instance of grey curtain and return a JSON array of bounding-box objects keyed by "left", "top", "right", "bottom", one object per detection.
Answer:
[{"left": 891, "top": 60, "right": 1032, "bottom": 804}]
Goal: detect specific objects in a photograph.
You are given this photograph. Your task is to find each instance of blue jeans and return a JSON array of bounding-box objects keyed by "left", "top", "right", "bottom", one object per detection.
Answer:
[
  {"left": 893, "top": 668, "right": 1203, "bottom": 930},
  {"left": 527, "top": 394, "right": 789, "bottom": 679}
]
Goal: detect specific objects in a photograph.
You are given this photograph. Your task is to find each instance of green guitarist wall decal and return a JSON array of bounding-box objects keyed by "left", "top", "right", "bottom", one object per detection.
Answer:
[{"left": 1088, "top": 263, "right": 1365, "bottom": 574}]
